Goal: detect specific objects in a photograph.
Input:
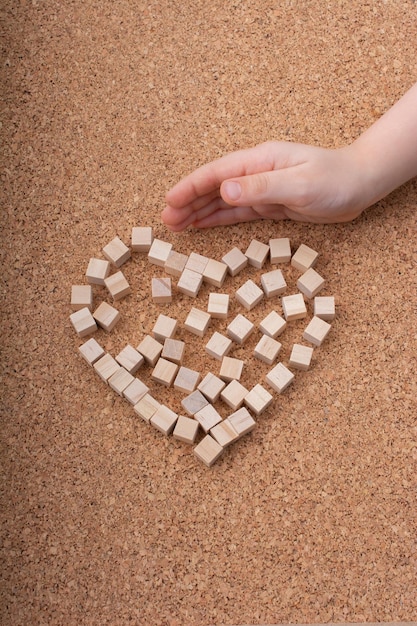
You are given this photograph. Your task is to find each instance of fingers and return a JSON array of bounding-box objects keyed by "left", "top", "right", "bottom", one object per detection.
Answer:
[{"left": 220, "top": 167, "right": 304, "bottom": 208}]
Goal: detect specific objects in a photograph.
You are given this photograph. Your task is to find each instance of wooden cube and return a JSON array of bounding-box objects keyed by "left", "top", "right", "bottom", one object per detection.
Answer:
[
  {"left": 133, "top": 393, "right": 160, "bottom": 422},
  {"left": 291, "top": 243, "right": 318, "bottom": 272},
  {"left": 185, "top": 252, "right": 209, "bottom": 274},
  {"left": 261, "top": 269, "right": 287, "bottom": 298},
  {"left": 254, "top": 335, "right": 282, "bottom": 365},
  {"left": 93, "top": 353, "right": 120, "bottom": 382},
  {"left": 235, "top": 279, "right": 264, "bottom": 311},
  {"left": 193, "top": 435, "right": 224, "bottom": 467},
  {"left": 181, "top": 390, "right": 209, "bottom": 416},
  {"left": 103, "top": 236, "right": 131, "bottom": 267},
  {"left": 108, "top": 367, "right": 135, "bottom": 396},
  {"left": 281, "top": 293, "right": 307, "bottom": 321},
  {"left": 132, "top": 226, "right": 153, "bottom": 252},
  {"left": 151, "top": 277, "right": 172, "bottom": 304},
  {"left": 71, "top": 285, "right": 93, "bottom": 311},
  {"left": 210, "top": 420, "right": 239, "bottom": 447},
  {"left": 245, "top": 239, "right": 269, "bottom": 268},
  {"left": 314, "top": 296, "right": 335, "bottom": 321},
  {"left": 198, "top": 372, "right": 226, "bottom": 403},
  {"left": 266, "top": 362, "right": 295, "bottom": 393},
  {"left": 78, "top": 338, "right": 105, "bottom": 366},
  {"left": 222, "top": 247, "right": 248, "bottom": 276},
  {"left": 297, "top": 267, "right": 325, "bottom": 299},
  {"left": 177, "top": 268, "right": 203, "bottom": 297},
  {"left": 303, "top": 316, "right": 331, "bottom": 347},
  {"left": 152, "top": 314, "right": 178, "bottom": 342},
  {"left": 269, "top": 237, "right": 291, "bottom": 263},
  {"left": 148, "top": 239, "right": 173, "bottom": 267},
  {"left": 244, "top": 384, "right": 273, "bottom": 416},
  {"left": 173, "top": 415, "right": 200, "bottom": 444},
  {"left": 136, "top": 335, "right": 163, "bottom": 366},
  {"left": 207, "top": 293, "right": 229, "bottom": 319},
  {"left": 150, "top": 405, "right": 178, "bottom": 436},
  {"left": 194, "top": 404, "right": 223, "bottom": 432},
  {"left": 86, "top": 258, "right": 111, "bottom": 285},
  {"left": 203, "top": 259, "right": 228, "bottom": 287},
  {"left": 184, "top": 307, "right": 211, "bottom": 337},
  {"left": 123, "top": 378, "right": 149, "bottom": 404},
  {"left": 151, "top": 357, "right": 178, "bottom": 387},
  {"left": 227, "top": 314, "right": 254, "bottom": 345},
  {"left": 93, "top": 301, "right": 120, "bottom": 331},
  {"left": 228, "top": 407, "right": 256, "bottom": 437},
  {"left": 220, "top": 380, "right": 249, "bottom": 410},
  {"left": 219, "top": 356, "right": 244, "bottom": 382},
  {"left": 115, "top": 344, "right": 144, "bottom": 374},
  {"left": 104, "top": 270, "right": 131, "bottom": 301},
  {"left": 174, "top": 366, "right": 201, "bottom": 394},
  {"left": 259, "top": 311, "right": 287, "bottom": 338},
  {"left": 289, "top": 343, "right": 314, "bottom": 371},
  {"left": 70, "top": 307, "right": 97, "bottom": 338},
  {"left": 164, "top": 250, "right": 188, "bottom": 277},
  {"left": 205, "top": 332, "right": 233, "bottom": 361},
  {"left": 162, "top": 338, "right": 185, "bottom": 364}
]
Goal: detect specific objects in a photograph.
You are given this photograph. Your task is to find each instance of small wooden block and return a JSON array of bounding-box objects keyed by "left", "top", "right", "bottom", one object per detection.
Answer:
[
  {"left": 162, "top": 338, "right": 185, "bottom": 364},
  {"left": 133, "top": 393, "right": 161, "bottom": 423},
  {"left": 131, "top": 226, "right": 153, "bottom": 252},
  {"left": 281, "top": 293, "right": 307, "bottom": 321},
  {"left": 235, "top": 279, "right": 264, "bottom": 311},
  {"left": 164, "top": 250, "right": 188, "bottom": 277},
  {"left": 227, "top": 314, "right": 254, "bottom": 345},
  {"left": 148, "top": 239, "right": 173, "bottom": 267},
  {"left": 244, "top": 383, "right": 273, "bottom": 416},
  {"left": 269, "top": 237, "right": 291, "bottom": 263},
  {"left": 203, "top": 259, "right": 228, "bottom": 287},
  {"left": 193, "top": 434, "right": 224, "bottom": 467},
  {"left": 291, "top": 243, "right": 319, "bottom": 272},
  {"left": 254, "top": 335, "right": 282, "bottom": 365},
  {"left": 108, "top": 367, "right": 135, "bottom": 396},
  {"left": 151, "top": 357, "right": 179, "bottom": 387},
  {"left": 115, "top": 344, "right": 144, "bottom": 374},
  {"left": 297, "top": 267, "right": 325, "bottom": 299},
  {"left": 86, "top": 258, "right": 111, "bottom": 285},
  {"left": 207, "top": 293, "right": 229, "bottom": 319},
  {"left": 198, "top": 372, "right": 226, "bottom": 403},
  {"left": 181, "top": 390, "right": 210, "bottom": 416},
  {"left": 173, "top": 415, "right": 200, "bottom": 444},
  {"left": 303, "top": 316, "right": 331, "bottom": 346},
  {"left": 103, "top": 236, "right": 131, "bottom": 267},
  {"left": 123, "top": 378, "right": 149, "bottom": 404},
  {"left": 150, "top": 405, "right": 178, "bottom": 436},
  {"left": 151, "top": 277, "right": 172, "bottom": 303},
  {"left": 174, "top": 366, "right": 201, "bottom": 394},
  {"left": 259, "top": 310, "right": 287, "bottom": 338},
  {"left": 205, "top": 332, "right": 233, "bottom": 361},
  {"left": 70, "top": 307, "right": 97, "bottom": 338},
  {"left": 184, "top": 307, "right": 211, "bottom": 337},
  {"left": 104, "top": 270, "right": 131, "bottom": 301},
  {"left": 210, "top": 420, "right": 239, "bottom": 447},
  {"left": 219, "top": 356, "right": 244, "bottom": 382},
  {"left": 71, "top": 285, "right": 93, "bottom": 311},
  {"left": 152, "top": 314, "right": 178, "bottom": 342},
  {"left": 177, "top": 268, "right": 203, "bottom": 297},
  {"left": 266, "top": 362, "right": 295, "bottom": 393},
  {"left": 78, "top": 338, "right": 105, "bottom": 366},
  {"left": 220, "top": 380, "right": 249, "bottom": 410},
  {"left": 289, "top": 343, "right": 314, "bottom": 371},
  {"left": 222, "top": 247, "right": 248, "bottom": 276},
  {"left": 314, "top": 296, "right": 336, "bottom": 321},
  {"left": 194, "top": 404, "right": 223, "bottom": 432},
  {"left": 245, "top": 239, "right": 269, "bottom": 268},
  {"left": 93, "top": 301, "right": 120, "bottom": 331},
  {"left": 93, "top": 353, "right": 120, "bottom": 382},
  {"left": 261, "top": 269, "right": 287, "bottom": 298},
  {"left": 136, "top": 335, "right": 163, "bottom": 366},
  {"left": 228, "top": 407, "right": 256, "bottom": 437},
  {"left": 185, "top": 252, "right": 209, "bottom": 274}
]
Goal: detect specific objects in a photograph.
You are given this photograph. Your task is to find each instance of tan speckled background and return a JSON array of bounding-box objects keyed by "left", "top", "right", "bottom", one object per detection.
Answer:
[{"left": 1, "top": 1, "right": 417, "bottom": 624}]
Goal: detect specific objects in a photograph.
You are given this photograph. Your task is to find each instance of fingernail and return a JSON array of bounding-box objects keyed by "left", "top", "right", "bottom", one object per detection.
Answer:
[{"left": 222, "top": 181, "right": 241, "bottom": 201}]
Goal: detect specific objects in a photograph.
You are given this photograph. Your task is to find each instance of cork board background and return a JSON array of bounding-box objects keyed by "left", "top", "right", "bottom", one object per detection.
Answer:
[{"left": 1, "top": 1, "right": 417, "bottom": 624}]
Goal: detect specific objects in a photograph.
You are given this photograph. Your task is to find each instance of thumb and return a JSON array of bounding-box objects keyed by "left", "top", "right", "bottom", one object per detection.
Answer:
[{"left": 220, "top": 171, "right": 281, "bottom": 206}]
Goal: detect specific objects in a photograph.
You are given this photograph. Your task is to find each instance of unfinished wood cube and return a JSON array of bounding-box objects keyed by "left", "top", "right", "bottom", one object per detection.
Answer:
[
  {"left": 259, "top": 311, "right": 287, "bottom": 338},
  {"left": 184, "top": 307, "right": 211, "bottom": 337},
  {"left": 103, "top": 236, "right": 131, "bottom": 267},
  {"left": 193, "top": 434, "right": 224, "bottom": 467},
  {"left": 207, "top": 293, "right": 229, "bottom": 319},
  {"left": 205, "top": 332, "right": 233, "bottom": 361},
  {"left": 261, "top": 269, "right": 287, "bottom": 298},
  {"left": 164, "top": 250, "right": 188, "bottom": 277},
  {"left": 131, "top": 226, "right": 153, "bottom": 252},
  {"left": 289, "top": 343, "right": 314, "bottom": 371},
  {"left": 297, "top": 267, "right": 325, "bottom": 299},
  {"left": 220, "top": 380, "right": 249, "bottom": 410},
  {"left": 136, "top": 335, "right": 163, "bottom": 366},
  {"left": 93, "top": 353, "right": 120, "bottom": 382},
  {"left": 133, "top": 393, "right": 160, "bottom": 423},
  {"left": 150, "top": 405, "right": 178, "bottom": 436},
  {"left": 303, "top": 316, "right": 331, "bottom": 347},
  {"left": 93, "top": 301, "right": 120, "bottom": 331},
  {"left": 227, "top": 314, "right": 254, "bottom": 345},
  {"left": 123, "top": 378, "right": 149, "bottom": 404},
  {"left": 108, "top": 367, "right": 135, "bottom": 396},
  {"left": 281, "top": 293, "right": 307, "bottom": 321},
  {"left": 185, "top": 252, "right": 209, "bottom": 274},
  {"left": 194, "top": 404, "right": 223, "bottom": 433},
  {"left": 210, "top": 420, "right": 239, "bottom": 447},
  {"left": 86, "top": 258, "right": 111, "bottom": 285},
  {"left": 174, "top": 366, "right": 201, "bottom": 394},
  {"left": 219, "top": 356, "right": 244, "bottom": 382},
  {"left": 70, "top": 307, "right": 97, "bottom": 338},
  {"left": 314, "top": 296, "right": 336, "bottom": 321},
  {"left": 244, "top": 384, "right": 273, "bottom": 416},
  {"left": 266, "top": 362, "right": 295, "bottom": 393},
  {"left": 71, "top": 285, "right": 93, "bottom": 311},
  {"left": 151, "top": 357, "right": 179, "bottom": 387},
  {"left": 203, "top": 259, "right": 228, "bottom": 287},
  {"left": 228, "top": 407, "right": 256, "bottom": 437},
  {"left": 78, "top": 338, "right": 105, "bottom": 366},
  {"left": 291, "top": 243, "right": 319, "bottom": 272},
  {"left": 152, "top": 314, "right": 178, "bottom": 342},
  {"left": 115, "top": 344, "right": 144, "bottom": 374},
  {"left": 162, "top": 338, "right": 185, "bottom": 364},
  {"left": 269, "top": 237, "right": 291, "bottom": 263},
  {"left": 177, "top": 268, "right": 203, "bottom": 297},
  {"left": 235, "top": 279, "right": 264, "bottom": 311},
  {"left": 151, "top": 277, "right": 172, "bottom": 304},
  {"left": 222, "top": 247, "right": 248, "bottom": 276},
  {"left": 181, "top": 390, "right": 209, "bottom": 416},
  {"left": 254, "top": 335, "right": 282, "bottom": 365},
  {"left": 245, "top": 239, "right": 269, "bottom": 268},
  {"left": 173, "top": 415, "right": 200, "bottom": 444},
  {"left": 104, "top": 271, "right": 131, "bottom": 301},
  {"left": 198, "top": 372, "right": 226, "bottom": 403},
  {"left": 148, "top": 239, "right": 173, "bottom": 267}
]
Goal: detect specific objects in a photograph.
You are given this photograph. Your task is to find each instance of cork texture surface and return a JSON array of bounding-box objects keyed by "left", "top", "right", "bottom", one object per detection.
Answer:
[{"left": 1, "top": 1, "right": 417, "bottom": 624}]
